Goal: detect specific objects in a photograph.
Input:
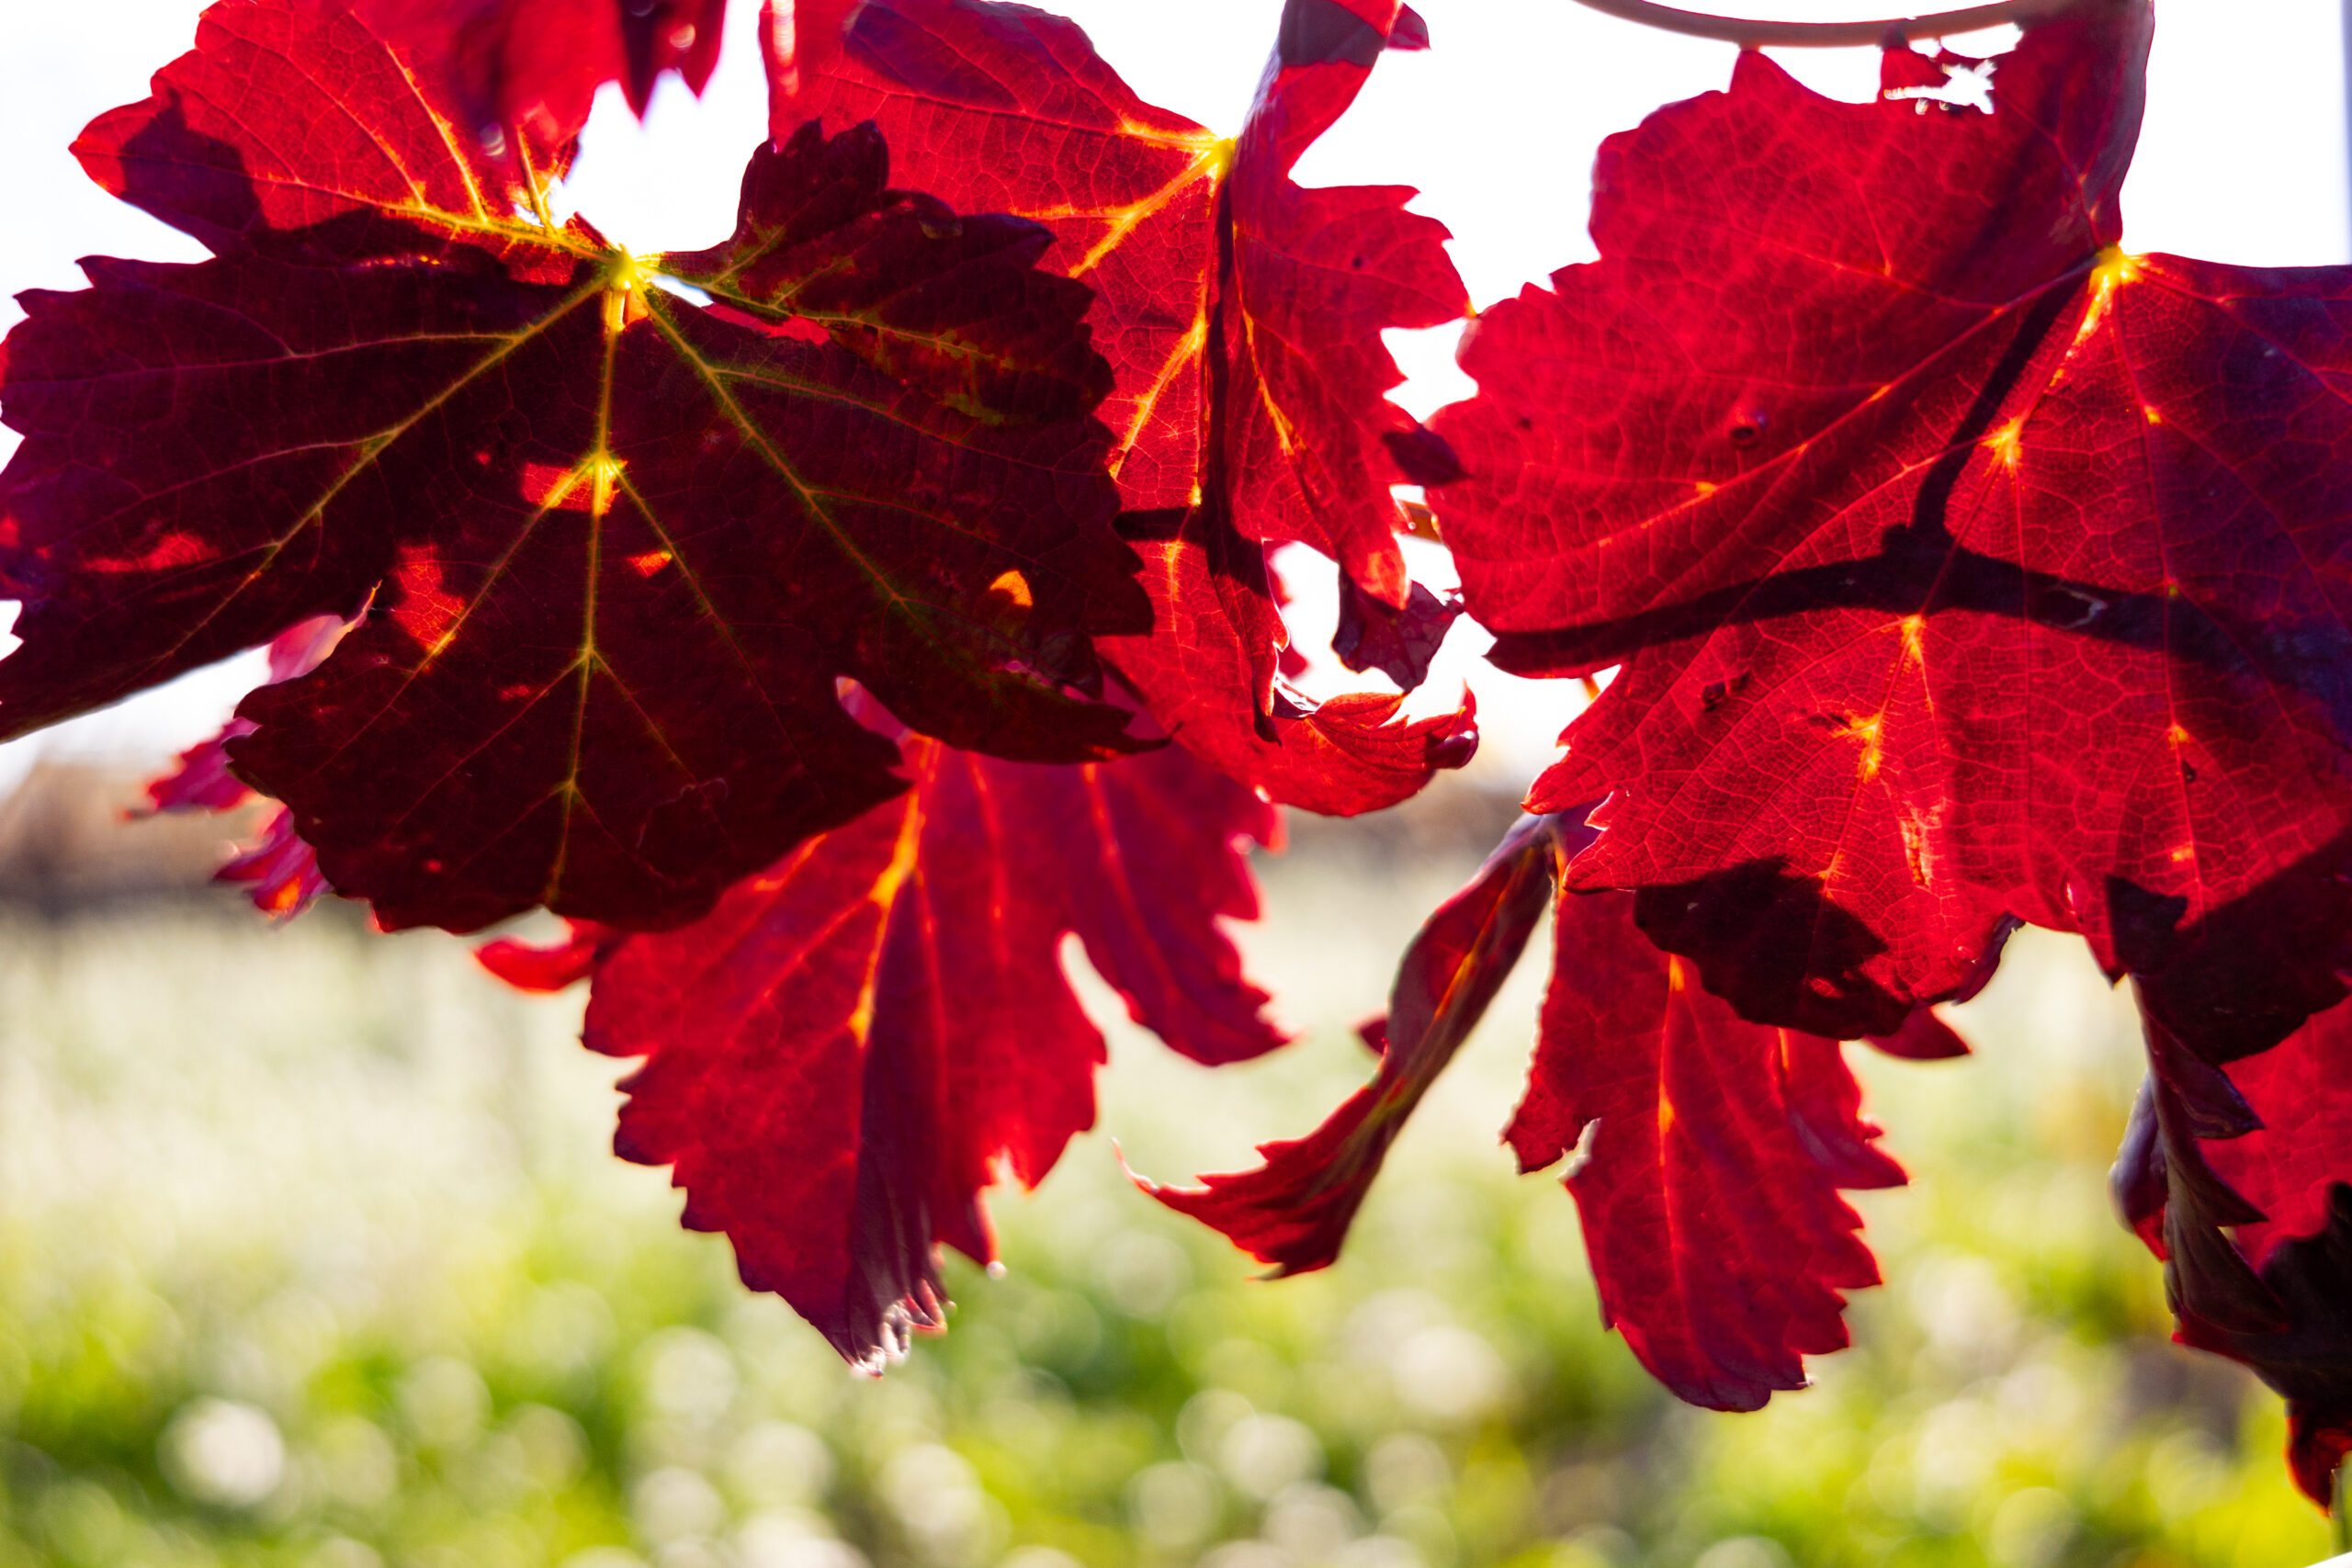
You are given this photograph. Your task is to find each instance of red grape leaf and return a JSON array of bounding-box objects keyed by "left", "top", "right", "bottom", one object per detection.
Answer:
[
  {"left": 0, "top": 0, "right": 1148, "bottom": 933},
  {"left": 774, "top": 0, "right": 1464, "bottom": 590},
  {"left": 142, "top": 616, "right": 348, "bottom": 818},
  {"left": 1104, "top": 505, "right": 1476, "bottom": 816},
  {"left": 1159, "top": 809, "right": 1917, "bottom": 1408},
  {"left": 145, "top": 731, "right": 264, "bottom": 818},
  {"left": 1779, "top": 1027, "right": 1910, "bottom": 1192},
  {"left": 141, "top": 615, "right": 345, "bottom": 919},
  {"left": 2112, "top": 1020, "right": 2272, "bottom": 1330},
  {"left": 769, "top": 0, "right": 1223, "bottom": 513},
  {"left": 1865, "top": 1004, "right": 1973, "bottom": 1061},
  {"left": 217, "top": 807, "right": 334, "bottom": 919},
  {"left": 2187, "top": 1203, "right": 2352, "bottom": 1511},
  {"left": 68, "top": 0, "right": 578, "bottom": 268},
  {"left": 356, "top": 0, "right": 728, "bottom": 145},
  {"left": 1430, "top": 6, "right": 2352, "bottom": 1057},
  {"left": 665, "top": 129, "right": 1114, "bottom": 423},
  {"left": 488, "top": 710, "right": 1284, "bottom": 1364},
  {"left": 1333, "top": 564, "right": 1461, "bottom": 692},
  {"left": 1221, "top": 0, "right": 1467, "bottom": 604},
  {"left": 1145, "top": 810, "right": 1562, "bottom": 1270},
  {"left": 768, "top": 0, "right": 1476, "bottom": 809},
  {"left": 2206, "top": 1019, "right": 2352, "bottom": 1270},
  {"left": 1381, "top": 4, "right": 1429, "bottom": 53},
  {"left": 1507, "top": 890, "right": 1903, "bottom": 1412},
  {"left": 2117, "top": 1000, "right": 2352, "bottom": 1505}
]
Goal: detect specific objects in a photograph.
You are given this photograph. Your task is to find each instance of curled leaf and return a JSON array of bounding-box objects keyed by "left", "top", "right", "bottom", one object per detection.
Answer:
[
  {"left": 2124, "top": 994, "right": 2352, "bottom": 1505},
  {"left": 1147, "top": 811, "right": 1562, "bottom": 1271},
  {"left": 1332, "top": 565, "right": 1461, "bottom": 692}
]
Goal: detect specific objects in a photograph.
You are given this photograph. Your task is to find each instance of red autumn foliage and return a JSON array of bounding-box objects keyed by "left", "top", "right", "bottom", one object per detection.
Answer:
[
  {"left": 3, "top": 0, "right": 1148, "bottom": 933},
  {"left": 1152, "top": 810, "right": 1928, "bottom": 1412},
  {"left": 772, "top": 0, "right": 1477, "bottom": 814},
  {"left": 481, "top": 698, "right": 1282, "bottom": 1364},
  {"left": 1425, "top": 0, "right": 2352, "bottom": 1500},
  {"left": 357, "top": 0, "right": 728, "bottom": 145},
  {"left": 1506, "top": 893, "right": 1907, "bottom": 1413},
  {"left": 1433, "top": 4, "right": 2352, "bottom": 1073},
  {"left": 2111, "top": 1000, "right": 2352, "bottom": 1503},
  {"left": 141, "top": 615, "right": 345, "bottom": 918},
  {"left": 14, "top": 0, "right": 2352, "bottom": 1512},
  {"left": 1148, "top": 810, "right": 1563, "bottom": 1275},
  {"left": 142, "top": 616, "right": 345, "bottom": 818}
]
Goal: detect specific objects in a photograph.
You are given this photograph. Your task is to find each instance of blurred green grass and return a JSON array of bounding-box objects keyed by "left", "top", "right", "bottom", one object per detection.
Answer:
[{"left": 0, "top": 813, "right": 2332, "bottom": 1568}]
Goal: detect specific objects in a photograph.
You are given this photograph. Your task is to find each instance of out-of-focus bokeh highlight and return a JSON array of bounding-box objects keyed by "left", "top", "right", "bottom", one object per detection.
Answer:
[{"left": 0, "top": 762, "right": 2332, "bottom": 1568}]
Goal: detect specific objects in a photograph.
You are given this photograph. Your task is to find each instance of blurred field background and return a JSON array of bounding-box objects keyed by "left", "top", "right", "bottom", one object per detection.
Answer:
[{"left": 0, "top": 764, "right": 2333, "bottom": 1568}]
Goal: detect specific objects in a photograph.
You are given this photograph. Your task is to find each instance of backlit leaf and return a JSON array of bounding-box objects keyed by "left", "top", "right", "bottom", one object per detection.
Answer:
[
  {"left": 1333, "top": 564, "right": 1461, "bottom": 692},
  {"left": 141, "top": 616, "right": 346, "bottom": 818},
  {"left": 1147, "top": 810, "right": 1562, "bottom": 1270},
  {"left": 356, "top": 0, "right": 729, "bottom": 145},
  {"left": 1104, "top": 505, "right": 1476, "bottom": 817},
  {"left": 487, "top": 704, "right": 1284, "bottom": 1365},
  {"left": 0, "top": 0, "right": 1146, "bottom": 932},
  {"left": 1163, "top": 810, "right": 1918, "bottom": 1407},
  {"left": 770, "top": 0, "right": 1476, "bottom": 809},
  {"left": 141, "top": 615, "right": 345, "bottom": 919},
  {"left": 2119, "top": 998, "right": 2352, "bottom": 1504},
  {"left": 1430, "top": 4, "right": 2352, "bottom": 1060},
  {"left": 1507, "top": 888, "right": 1904, "bottom": 1412}
]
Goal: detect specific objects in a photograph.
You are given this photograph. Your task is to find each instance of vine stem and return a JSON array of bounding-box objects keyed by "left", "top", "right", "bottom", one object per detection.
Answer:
[{"left": 1565, "top": 0, "right": 2080, "bottom": 47}]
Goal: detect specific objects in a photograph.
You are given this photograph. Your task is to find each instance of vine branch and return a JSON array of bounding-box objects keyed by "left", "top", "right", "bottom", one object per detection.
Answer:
[{"left": 1566, "top": 0, "right": 2079, "bottom": 48}]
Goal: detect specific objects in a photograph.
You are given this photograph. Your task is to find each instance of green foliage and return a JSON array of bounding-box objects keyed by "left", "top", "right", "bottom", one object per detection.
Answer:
[{"left": 0, "top": 834, "right": 2329, "bottom": 1567}]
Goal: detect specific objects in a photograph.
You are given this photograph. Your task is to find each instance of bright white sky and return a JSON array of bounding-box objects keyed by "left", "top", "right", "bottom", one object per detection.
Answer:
[{"left": 0, "top": 0, "right": 2344, "bottom": 794}]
